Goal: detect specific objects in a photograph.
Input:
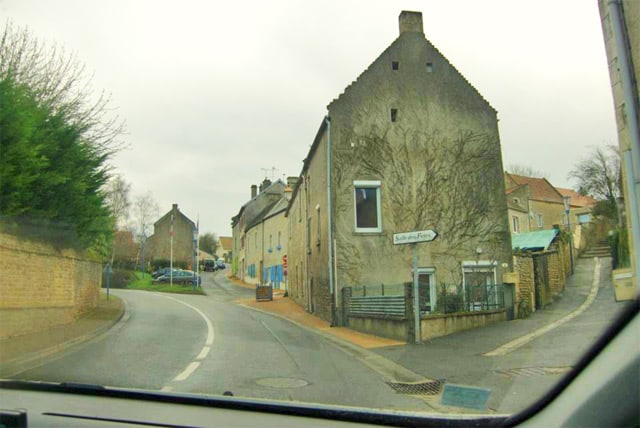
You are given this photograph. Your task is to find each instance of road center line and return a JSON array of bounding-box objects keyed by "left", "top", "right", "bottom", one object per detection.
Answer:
[
  {"left": 174, "top": 362, "right": 200, "bottom": 381},
  {"left": 161, "top": 295, "right": 215, "bottom": 346},
  {"left": 154, "top": 294, "right": 215, "bottom": 382},
  {"left": 196, "top": 346, "right": 211, "bottom": 360},
  {"left": 484, "top": 258, "right": 601, "bottom": 357}
]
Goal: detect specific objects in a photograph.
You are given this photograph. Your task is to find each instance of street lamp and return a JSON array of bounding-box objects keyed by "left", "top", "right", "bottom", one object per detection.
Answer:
[{"left": 563, "top": 195, "right": 574, "bottom": 275}]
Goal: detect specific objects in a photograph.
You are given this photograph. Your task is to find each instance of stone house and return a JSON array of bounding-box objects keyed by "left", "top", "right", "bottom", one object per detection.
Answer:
[
  {"left": 286, "top": 11, "right": 512, "bottom": 327},
  {"left": 243, "top": 190, "right": 291, "bottom": 289},
  {"left": 506, "top": 184, "right": 532, "bottom": 234},
  {"left": 146, "top": 203, "right": 196, "bottom": 268},
  {"left": 598, "top": 0, "right": 638, "bottom": 293},
  {"left": 231, "top": 179, "right": 286, "bottom": 282},
  {"left": 218, "top": 236, "right": 233, "bottom": 262},
  {"left": 504, "top": 173, "right": 566, "bottom": 231},
  {"left": 556, "top": 187, "right": 598, "bottom": 251},
  {"left": 113, "top": 230, "right": 138, "bottom": 267}
]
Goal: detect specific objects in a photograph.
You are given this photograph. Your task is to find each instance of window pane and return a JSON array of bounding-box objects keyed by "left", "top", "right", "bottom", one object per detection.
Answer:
[{"left": 355, "top": 187, "right": 378, "bottom": 228}]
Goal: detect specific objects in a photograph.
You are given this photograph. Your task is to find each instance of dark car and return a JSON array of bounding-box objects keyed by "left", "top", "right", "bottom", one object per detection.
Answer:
[
  {"left": 151, "top": 267, "right": 178, "bottom": 279},
  {"left": 203, "top": 259, "right": 216, "bottom": 272},
  {"left": 153, "top": 270, "right": 201, "bottom": 286},
  {"left": 215, "top": 259, "right": 225, "bottom": 270}
]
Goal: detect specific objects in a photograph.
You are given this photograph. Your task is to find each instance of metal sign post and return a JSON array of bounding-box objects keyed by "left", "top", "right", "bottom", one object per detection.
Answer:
[
  {"left": 393, "top": 229, "right": 438, "bottom": 344},
  {"left": 412, "top": 243, "right": 420, "bottom": 343}
]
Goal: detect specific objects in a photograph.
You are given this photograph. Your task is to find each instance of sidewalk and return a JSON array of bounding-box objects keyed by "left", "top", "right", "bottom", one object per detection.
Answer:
[
  {"left": 372, "top": 255, "right": 613, "bottom": 380},
  {"left": 226, "top": 255, "right": 606, "bottom": 363},
  {"left": 226, "top": 273, "right": 404, "bottom": 349},
  {"left": 0, "top": 291, "right": 124, "bottom": 378}
]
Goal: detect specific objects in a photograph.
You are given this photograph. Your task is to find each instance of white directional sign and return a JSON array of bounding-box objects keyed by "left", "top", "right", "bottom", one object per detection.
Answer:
[{"left": 393, "top": 229, "right": 438, "bottom": 245}]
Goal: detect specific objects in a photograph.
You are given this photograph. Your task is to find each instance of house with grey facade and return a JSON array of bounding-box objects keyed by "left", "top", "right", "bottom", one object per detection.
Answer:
[
  {"left": 286, "top": 11, "right": 512, "bottom": 340},
  {"left": 231, "top": 179, "right": 287, "bottom": 282}
]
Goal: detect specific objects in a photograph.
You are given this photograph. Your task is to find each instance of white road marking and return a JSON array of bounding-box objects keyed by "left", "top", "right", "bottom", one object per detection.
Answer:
[
  {"left": 174, "top": 361, "right": 200, "bottom": 382},
  {"left": 162, "top": 295, "right": 215, "bottom": 346},
  {"left": 196, "top": 346, "right": 211, "bottom": 360},
  {"left": 484, "top": 258, "right": 601, "bottom": 357},
  {"left": 152, "top": 294, "right": 215, "bottom": 382}
]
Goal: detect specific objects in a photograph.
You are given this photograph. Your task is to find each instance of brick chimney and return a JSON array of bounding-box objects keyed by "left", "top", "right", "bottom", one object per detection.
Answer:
[
  {"left": 251, "top": 185, "right": 257, "bottom": 198},
  {"left": 399, "top": 11, "right": 423, "bottom": 35}
]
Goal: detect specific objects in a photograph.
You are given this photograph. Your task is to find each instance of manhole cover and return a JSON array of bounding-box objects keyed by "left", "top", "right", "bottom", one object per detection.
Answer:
[
  {"left": 256, "top": 377, "right": 309, "bottom": 388},
  {"left": 386, "top": 380, "right": 443, "bottom": 395}
]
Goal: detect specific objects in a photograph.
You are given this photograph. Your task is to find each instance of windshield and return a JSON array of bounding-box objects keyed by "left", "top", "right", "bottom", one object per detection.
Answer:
[{"left": 1, "top": 0, "right": 637, "bottom": 420}]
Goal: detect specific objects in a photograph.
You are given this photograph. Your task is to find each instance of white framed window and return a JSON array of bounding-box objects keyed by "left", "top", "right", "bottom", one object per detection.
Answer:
[
  {"left": 415, "top": 267, "right": 437, "bottom": 314},
  {"left": 462, "top": 261, "right": 498, "bottom": 311},
  {"left": 512, "top": 216, "right": 520, "bottom": 233},
  {"left": 353, "top": 180, "right": 382, "bottom": 233}
]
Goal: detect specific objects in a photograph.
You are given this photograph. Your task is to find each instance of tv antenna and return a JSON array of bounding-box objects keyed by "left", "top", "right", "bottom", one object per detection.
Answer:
[{"left": 260, "top": 167, "right": 278, "bottom": 180}]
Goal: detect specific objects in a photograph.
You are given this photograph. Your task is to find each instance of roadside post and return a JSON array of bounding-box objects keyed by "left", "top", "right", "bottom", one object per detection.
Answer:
[
  {"left": 105, "top": 263, "right": 111, "bottom": 301},
  {"left": 392, "top": 229, "right": 438, "bottom": 344},
  {"left": 282, "top": 254, "right": 288, "bottom": 293}
]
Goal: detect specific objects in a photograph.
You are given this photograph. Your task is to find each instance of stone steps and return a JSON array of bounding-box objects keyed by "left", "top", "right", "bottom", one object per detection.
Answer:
[{"left": 579, "top": 242, "right": 612, "bottom": 258}]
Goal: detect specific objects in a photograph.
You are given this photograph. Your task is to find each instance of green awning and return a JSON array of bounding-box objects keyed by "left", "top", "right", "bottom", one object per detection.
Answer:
[{"left": 511, "top": 229, "right": 559, "bottom": 251}]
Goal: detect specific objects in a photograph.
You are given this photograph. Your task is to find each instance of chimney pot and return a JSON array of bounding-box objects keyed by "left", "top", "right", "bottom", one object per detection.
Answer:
[
  {"left": 399, "top": 11, "right": 423, "bottom": 35},
  {"left": 251, "top": 185, "right": 257, "bottom": 198}
]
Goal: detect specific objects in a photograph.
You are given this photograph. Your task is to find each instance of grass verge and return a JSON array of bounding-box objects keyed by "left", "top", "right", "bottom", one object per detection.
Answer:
[{"left": 125, "top": 271, "right": 205, "bottom": 295}]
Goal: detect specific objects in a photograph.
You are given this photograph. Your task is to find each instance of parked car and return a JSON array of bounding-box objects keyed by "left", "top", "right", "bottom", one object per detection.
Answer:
[
  {"left": 203, "top": 259, "right": 216, "bottom": 272},
  {"left": 151, "top": 267, "right": 179, "bottom": 279},
  {"left": 215, "top": 259, "right": 225, "bottom": 270},
  {"left": 153, "top": 270, "right": 201, "bottom": 286}
]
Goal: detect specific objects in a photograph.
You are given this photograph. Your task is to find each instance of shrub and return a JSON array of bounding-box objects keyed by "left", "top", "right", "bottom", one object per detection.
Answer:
[{"left": 102, "top": 268, "right": 135, "bottom": 289}]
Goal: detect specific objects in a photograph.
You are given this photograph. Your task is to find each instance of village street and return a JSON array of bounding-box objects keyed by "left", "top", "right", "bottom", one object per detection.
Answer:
[
  {"left": 4, "top": 255, "right": 631, "bottom": 415},
  {"left": 7, "top": 274, "right": 427, "bottom": 412}
]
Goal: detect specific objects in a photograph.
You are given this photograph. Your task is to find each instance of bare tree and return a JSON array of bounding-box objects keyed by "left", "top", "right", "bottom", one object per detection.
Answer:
[
  {"left": 132, "top": 192, "right": 159, "bottom": 240},
  {"left": 507, "top": 164, "right": 548, "bottom": 178},
  {"left": 199, "top": 233, "right": 219, "bottom": 256},
  {"left": 568, "top": 145, "right": 622, "bottom": 223},
  {"left": 104, "top": 175, "right": 131, "bottom": 230}
]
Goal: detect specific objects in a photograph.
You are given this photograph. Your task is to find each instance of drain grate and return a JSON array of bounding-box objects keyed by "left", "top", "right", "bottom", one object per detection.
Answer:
[
  {"left": 386, "top": 380, "right": 443, "bottom": 395},
  {"left": 496, "top": 366, "right": 572, "bottom": 378}
]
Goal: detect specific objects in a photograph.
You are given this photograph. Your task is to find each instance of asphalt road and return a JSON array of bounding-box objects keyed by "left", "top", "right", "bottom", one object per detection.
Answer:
[{"left": 13, "top": 270, "right": 427, "bottom": 411}]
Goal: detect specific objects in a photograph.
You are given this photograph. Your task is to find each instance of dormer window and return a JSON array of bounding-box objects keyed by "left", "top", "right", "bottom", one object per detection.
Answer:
[
  {"left": 392, "top": 61, "right": 399, "bottom": 70},
  {"left": 426, "top": 62, "right": 433, "bottom": 72}
]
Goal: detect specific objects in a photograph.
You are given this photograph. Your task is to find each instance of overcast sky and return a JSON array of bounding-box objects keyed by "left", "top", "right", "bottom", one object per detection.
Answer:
[{"left": 1, "top": 0, "right": 617, "bottom": 237}]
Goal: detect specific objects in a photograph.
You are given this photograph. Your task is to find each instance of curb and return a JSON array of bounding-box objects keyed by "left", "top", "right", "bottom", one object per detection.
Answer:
[{"left": 0, "top": 297, "right": 127, "bottom": 378}]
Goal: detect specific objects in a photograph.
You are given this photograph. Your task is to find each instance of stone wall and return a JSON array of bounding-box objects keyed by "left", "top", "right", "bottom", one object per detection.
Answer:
[
  {"left": 0, "top": 232, "right": 102, "bottom": 339},
  {"left": 420, "top": 310, "right": 506, "bottom": 341},
  {"left": 513, "top": 245, "right": 569, "bottom": 316},
  {"left": 513, "top": 254, "right": 535, "bottom": 316}
]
